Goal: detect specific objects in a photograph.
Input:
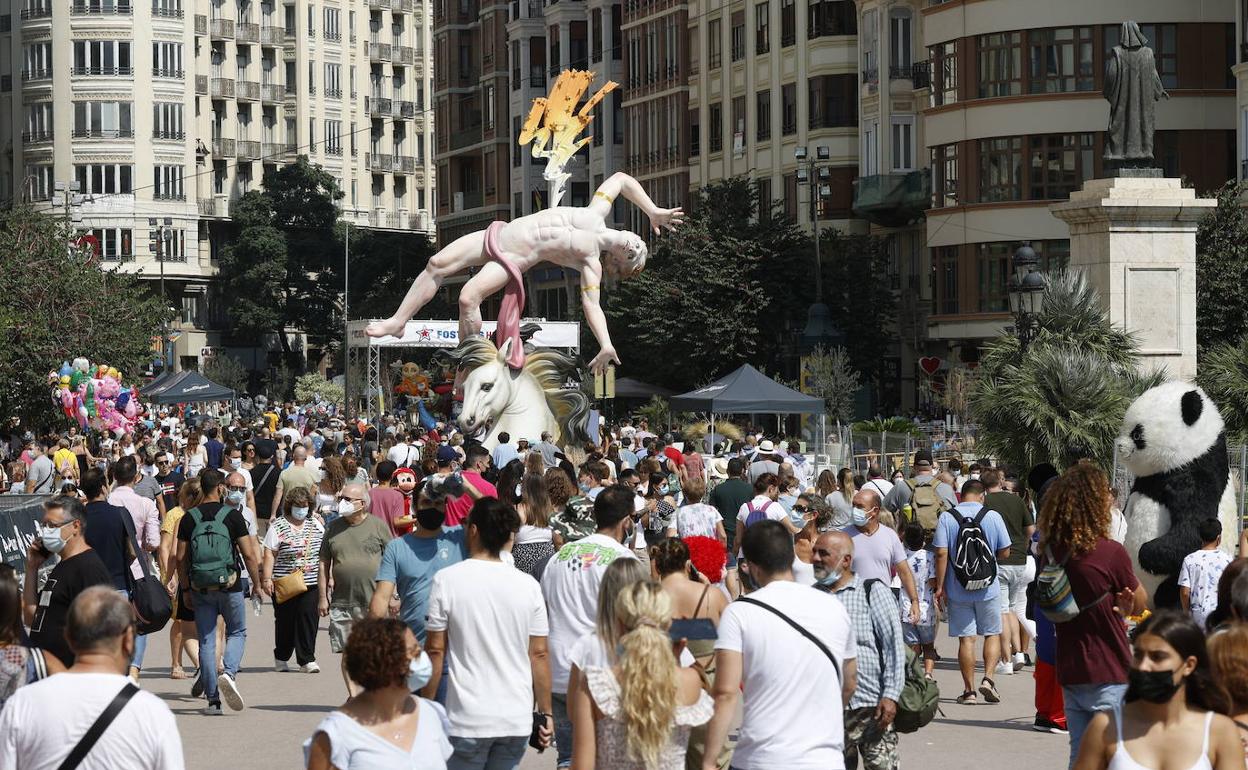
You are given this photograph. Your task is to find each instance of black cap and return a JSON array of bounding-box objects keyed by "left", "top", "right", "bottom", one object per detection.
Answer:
[{"left": 913, "top": 449, "right": 934, "bottom": 466}]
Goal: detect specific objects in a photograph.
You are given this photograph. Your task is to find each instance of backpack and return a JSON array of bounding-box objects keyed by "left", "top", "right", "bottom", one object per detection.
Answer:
[
  {"left": 1036, "top": 548, "right": 1109, "bottom": 623},
  {"left": 186, "top": 506, "right": 238, "bottom": 591},
  {"left": 947, "top": 509, "right": 997, "bottom": 591},
  {"left": 862, "top": 579, "right": 941, "bottom": 733},
  {"left": 906, "top": 478, "right": 949, "bottom": 532},
  {"left": 743, "top": 501, "right": 770, "bottom": 529}
]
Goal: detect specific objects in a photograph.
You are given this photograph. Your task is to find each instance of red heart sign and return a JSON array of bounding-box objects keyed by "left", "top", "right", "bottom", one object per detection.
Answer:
[{"left": 919, "top": 357, "right": 942, "bottom": 376}]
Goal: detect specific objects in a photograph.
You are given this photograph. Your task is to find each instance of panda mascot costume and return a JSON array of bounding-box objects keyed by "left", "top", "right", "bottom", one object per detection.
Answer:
[{"left": 1116, "top": 382, "right": 1239, "bottom": 608}]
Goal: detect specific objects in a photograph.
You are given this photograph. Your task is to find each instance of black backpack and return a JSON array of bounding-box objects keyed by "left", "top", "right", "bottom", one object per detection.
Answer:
[{"left": 948, "top": 509, "right": 997, "bottom": 591}]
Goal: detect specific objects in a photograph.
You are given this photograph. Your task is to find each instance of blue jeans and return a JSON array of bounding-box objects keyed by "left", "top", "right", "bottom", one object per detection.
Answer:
[
  {"left": 194, "top": 590, "right": 247, "bottom": 704},
  {"left": 1062, "top": 683, "right": 1127, "bottom": 768},
  {"left": 447, "top": 735, "right": 527, "bottom": 770},
  {"left": 552, "top": 692, "right": 573, "bottom": 768}
]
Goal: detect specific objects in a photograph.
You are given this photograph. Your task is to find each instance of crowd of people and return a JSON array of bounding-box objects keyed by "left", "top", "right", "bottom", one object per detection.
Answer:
[{"left": 1, "top": 407, "right": 1247, "bottom": 770}]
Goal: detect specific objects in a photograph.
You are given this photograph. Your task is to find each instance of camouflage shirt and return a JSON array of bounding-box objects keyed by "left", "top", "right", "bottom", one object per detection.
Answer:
[{"left": 550, "top": 495, "right": 596, "bottom": 542}]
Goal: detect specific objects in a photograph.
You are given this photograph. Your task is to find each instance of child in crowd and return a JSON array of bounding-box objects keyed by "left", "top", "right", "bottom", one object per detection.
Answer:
[
  {"left": 899, "top": 521, "right": 938, "bottom": 679},
  {"left": 1178, "top": 518, "right": 1234, "bottom": 629}
]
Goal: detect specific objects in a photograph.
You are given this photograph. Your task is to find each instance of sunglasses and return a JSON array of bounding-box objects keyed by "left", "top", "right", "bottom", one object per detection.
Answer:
[
  {"left": 226, "top": 485, "right": 246, "bottom": 493},
  {"left": 791, "top": 504, "right": 810, "bottom": 513}
]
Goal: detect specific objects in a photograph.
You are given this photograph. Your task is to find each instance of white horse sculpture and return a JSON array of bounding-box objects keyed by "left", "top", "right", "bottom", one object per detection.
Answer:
[{"left": 450, "top": 337, "right": 591, "bottom": 451}]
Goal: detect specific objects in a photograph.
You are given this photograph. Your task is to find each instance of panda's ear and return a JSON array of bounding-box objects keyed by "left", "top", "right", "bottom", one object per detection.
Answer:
[{"left": 1181, "top": 390, "right": 1203, "bottom": 427}]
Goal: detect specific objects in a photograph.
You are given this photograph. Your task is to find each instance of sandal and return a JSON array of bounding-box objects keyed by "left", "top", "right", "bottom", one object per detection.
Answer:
[
  {"left": 171, "top": 667, "right": 189, "bottom": 680},
  {"left": 956, "top": 690, "right": 977, "bottom": 705}
]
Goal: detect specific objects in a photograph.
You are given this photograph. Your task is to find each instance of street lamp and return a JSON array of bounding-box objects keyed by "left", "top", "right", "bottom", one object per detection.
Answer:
[
  {"left": 1008, "top": 241, "right": 1046, "bottom": 348},
  {"left": 149, "top": 217, "right": 174, "bottom": 372},
  {"left": 796, "top": 145, "right": 836, "bottom": 352}
]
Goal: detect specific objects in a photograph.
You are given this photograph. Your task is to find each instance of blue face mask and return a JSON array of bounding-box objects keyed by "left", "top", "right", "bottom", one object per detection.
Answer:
[
  {"left": 225, "top": 489, "right": 245, "bottom": 507},
  {"left": 407, "top": 650, "right": 433, "bottom": 692},
  {"left": 815, "top": 568, "right": 842, "bottom": 588},
  {"left": 851, "top": 507, "right": 871, "bottom": 528},
  {"left": 291, "top": 506, "right": 309, "bottom": 521}
]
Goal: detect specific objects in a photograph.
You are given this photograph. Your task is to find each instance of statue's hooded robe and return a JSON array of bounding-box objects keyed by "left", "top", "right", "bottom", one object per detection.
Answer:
[{"left": 1104, "top": 21, "right": 1166, "bottom": 162}]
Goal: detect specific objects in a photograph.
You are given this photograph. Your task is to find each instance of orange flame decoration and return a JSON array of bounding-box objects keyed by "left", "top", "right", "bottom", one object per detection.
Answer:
[{"left": 519, "top": 70, "right": 618, "bottom": 202}]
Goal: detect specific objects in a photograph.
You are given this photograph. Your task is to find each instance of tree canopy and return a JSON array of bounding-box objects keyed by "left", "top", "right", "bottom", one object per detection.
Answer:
[{"left": 1196, "top": 181, "right": 1248, "bottom": 358}]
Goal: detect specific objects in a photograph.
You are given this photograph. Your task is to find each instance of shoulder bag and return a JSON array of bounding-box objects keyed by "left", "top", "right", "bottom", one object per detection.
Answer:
[{"left": 56, "top": 683, "right": 139, "bottom": 770}]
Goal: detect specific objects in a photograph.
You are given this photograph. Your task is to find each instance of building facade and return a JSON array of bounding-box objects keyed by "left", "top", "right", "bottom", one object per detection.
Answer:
[
  {"left": 855, "top": 0, "right": 1236, "bottom": 411},
  {"left": 1, "top": 0, "right": 434, "bottom": 372}
]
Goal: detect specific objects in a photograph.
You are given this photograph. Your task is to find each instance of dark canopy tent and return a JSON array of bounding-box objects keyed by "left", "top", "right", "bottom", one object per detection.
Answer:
[
  {"left": 145, "top": 371, "right": 236, "bottom": 404},
  {"left": 140, "top": 371, "right": 176, "bottom": 398},
  {"left": 670, "top": 364, "right": 822, "bottom": 413},
  {"left": 615, "top": 378, "right": 674, "bottom": 399}
]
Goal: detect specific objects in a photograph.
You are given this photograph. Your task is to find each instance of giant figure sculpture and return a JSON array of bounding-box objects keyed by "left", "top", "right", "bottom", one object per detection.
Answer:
[{"left": 1103, "top": 20, "right": 1169, "bottom": 168}]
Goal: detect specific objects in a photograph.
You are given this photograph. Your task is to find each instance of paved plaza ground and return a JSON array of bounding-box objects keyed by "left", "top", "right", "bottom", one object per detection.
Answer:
[{"left": 141, "top": 603, "right": 1070, "bottom": 769}]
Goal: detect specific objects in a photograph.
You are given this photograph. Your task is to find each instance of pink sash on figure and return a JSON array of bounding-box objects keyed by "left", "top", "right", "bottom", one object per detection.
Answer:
[{"left": 484, "top": 220, "right": 526, "bottom": 369}]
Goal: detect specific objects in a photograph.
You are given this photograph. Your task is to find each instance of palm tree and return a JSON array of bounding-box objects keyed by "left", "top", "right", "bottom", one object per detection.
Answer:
[{"left": 1197, "top": 337, "right": 1248, "bottom": 443}]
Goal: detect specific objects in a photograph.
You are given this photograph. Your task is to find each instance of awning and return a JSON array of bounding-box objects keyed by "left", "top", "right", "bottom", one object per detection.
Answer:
[{"left": 670, "top": 364, "right": 823, "bottom": 414}]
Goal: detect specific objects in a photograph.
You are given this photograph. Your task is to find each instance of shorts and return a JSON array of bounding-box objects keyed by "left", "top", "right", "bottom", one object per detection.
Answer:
[
  {"left": 174, "top": 586, "right": 195, "bottom": 622},
  {"left": 947, "top": 598, "right": 1002, "bottom": 638},
  {"left": 997, "top": 563, "right": 1030, "bottom": 615},
  {"left": 328, "top": 605, "right": 368, "bottom": 653},
  {"left": 902, "top": 622, "right": 936, "bottom": 646}
]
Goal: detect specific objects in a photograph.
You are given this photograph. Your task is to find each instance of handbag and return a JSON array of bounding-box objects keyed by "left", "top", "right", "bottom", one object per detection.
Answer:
[
  {"left": 272, "top": 521, "right": 313, "bottom": 604},
  {"left": 118, "top": 506, "right": 172, "bottom": 635}
]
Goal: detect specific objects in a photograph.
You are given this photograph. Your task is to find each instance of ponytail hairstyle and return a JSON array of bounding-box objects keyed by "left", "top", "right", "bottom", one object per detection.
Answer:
[{"left": 615, "top": 581, "right": 678, "bottom": 770}]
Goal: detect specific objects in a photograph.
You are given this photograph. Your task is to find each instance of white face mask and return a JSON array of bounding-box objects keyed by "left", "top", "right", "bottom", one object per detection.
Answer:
[
  {"left": 337, "top": 498, "right": 358, "bottom": 516},
  {"left": 229, "top": 457, "right": 242, "bottom": 469},
  {"left": 291, "top": 506, "right": 310, "bottom": 521}
]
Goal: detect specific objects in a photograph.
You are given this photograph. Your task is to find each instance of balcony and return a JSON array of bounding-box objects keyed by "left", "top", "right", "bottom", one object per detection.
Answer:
[
  {"left": 369, "top": 42, "right": 392, "bottom": 62},
  {"left": 396, "top": 45, "right": 415, "bottom": 65},
  {"left": 152, "top": 129, "right": 185, "bottom": 140},
  {"left": 21, "top": 130, "right": 54, "bottom": 143},
  {"left": 195, "top": 75, "right": 208, "bottom": 94},
  {"left": 235, "top": 21, "right": 259, "bottom": 43},
  {"left": 262, "top": 141, "right": 284, "bottom": 158},
  {"left": 260, "top": 82, "right": 283, "bottom": 102},
  {"left": 401, "top": 0, "right": 416, "bottom": 10},
  {"left": 367, "top": 0, "right": 391, "bottom": 8},
  {"left": 237, "top": 139, "right": 261, "bottom": 159},
  {"left": 209, "top": 18, "right": 234, "bottom": 39},
  {"left": 152, "top": 67, "right": 183, "bottom": 78},
  {"left": 851, "top": 170, "right": 931, "bottom": 228},
  {"left": 212, "top": 137, "right": 237, "bottom": 157},
  {"left": 325, "top": 87, "right": 342, "bottom": 98},
  {"left": 19, "top": 6, "right": 53, "bottom": 19},
  {"left": 210, "top": 77, "right": 235, "bottom": 97},
  {"left": 194, "top": 13, "right": 206, "bottom": 33},
  {"left": 71, "top": 66, "right": 134, "bottom": 76},
  {"left": 237, "top": 79, "right": 260, "bottom": 100},
  {"left": 398, "top": 100, "right": 416, "bottom": 118},
  {"left": 260, "top": 25, "right": 284, "bottom": 45},
  {"left": 198, "top": 195, "right": 230, "bottom": 217},
  {"left": 152, "top": 3, "right": 183, "bottom": 17},
  {"left": 396, "top": 155, "right": 416, "bottom": 173},
  {"left": 22, "top": 68, "right": 53, "bottom": 81},
  {"left": 284, "top": 84, "right": 297, "bottom": 103},
  {"left": 911, "top": 60, "right": 931, "bottom": 89},
  {"left": 367, "top": 96, "right": 392, "bottom": 116},
  {"left": 366, "top": 152, "right": 394, "bottom": 172},
  {"left": 71, "top": 128, "right": 134, "bottom": 139},
  {"left": 71, "top": 1, "right": 133, "bottom": 14}
]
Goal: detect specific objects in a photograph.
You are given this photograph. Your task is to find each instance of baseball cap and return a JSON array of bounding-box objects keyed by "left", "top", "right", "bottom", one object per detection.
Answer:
[
  {"left": 913, "top": 449, "right": 934, "bottom": 467},
  {"left": 436, "top": 446, "right": 458, "bottom": 463}
]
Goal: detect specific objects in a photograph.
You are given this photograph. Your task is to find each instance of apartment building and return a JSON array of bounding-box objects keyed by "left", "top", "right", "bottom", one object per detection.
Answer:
[
  {"left": 854, "top": 0, "right": 1236, "bottom": 411},
  {"left": 0, "top": 0, "right": 434, "bottom": 371}
]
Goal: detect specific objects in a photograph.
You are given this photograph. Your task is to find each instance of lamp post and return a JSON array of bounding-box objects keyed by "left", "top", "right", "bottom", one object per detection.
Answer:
[
  {"left": 149, "top": 216, "right": 175, "bottom": 372},
  {"left": 1007, "top": 241, "right": 1046, "bottom": 349},
  {"left": 796, "top": 145, "right": 839, "bottom": 352}
]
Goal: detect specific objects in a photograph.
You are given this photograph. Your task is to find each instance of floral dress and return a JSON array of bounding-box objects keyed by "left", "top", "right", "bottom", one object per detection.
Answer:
[{"left": 585, "top": 666, "right": 713, "bottom": 770}]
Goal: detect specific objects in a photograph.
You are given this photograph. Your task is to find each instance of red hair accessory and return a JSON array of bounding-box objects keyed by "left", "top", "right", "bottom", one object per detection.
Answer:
[{"left": 684, "top": 535, "right": 726, "bottom": 585}]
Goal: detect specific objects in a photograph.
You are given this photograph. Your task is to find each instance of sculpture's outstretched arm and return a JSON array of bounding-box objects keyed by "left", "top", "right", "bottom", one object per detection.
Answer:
[{"left": 590, "top": 172, "right": 685, "bottom": 234}]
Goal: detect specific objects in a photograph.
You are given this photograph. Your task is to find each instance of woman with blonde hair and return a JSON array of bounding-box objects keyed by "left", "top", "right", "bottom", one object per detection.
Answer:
[
  {"left": 814, "top": 469, "right": 837, "bottom": 500},
  {"left": 571, "top": 580, "right": 711, "bottom": 769},
  {"left": 1208, "top": 624, "right": 1248, "bottom": 762}
]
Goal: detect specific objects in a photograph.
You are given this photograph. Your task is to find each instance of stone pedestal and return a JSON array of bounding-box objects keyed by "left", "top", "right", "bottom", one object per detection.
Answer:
[{"left": 1049, "top": 177, "right": 1215, "bottom": 381}]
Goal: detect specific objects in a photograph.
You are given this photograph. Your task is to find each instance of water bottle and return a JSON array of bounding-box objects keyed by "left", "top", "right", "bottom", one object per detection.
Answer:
[{"left": 252, "top": 593, "right": 263, "bottom": 616}]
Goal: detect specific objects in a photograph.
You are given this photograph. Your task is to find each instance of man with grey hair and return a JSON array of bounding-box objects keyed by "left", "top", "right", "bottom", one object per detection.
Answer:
[
  {"left": 0, "top": 587, "right": 184, "bottom": 768},
  {"left": 318, "top": 481, "right": 391, "bottom": 696}
]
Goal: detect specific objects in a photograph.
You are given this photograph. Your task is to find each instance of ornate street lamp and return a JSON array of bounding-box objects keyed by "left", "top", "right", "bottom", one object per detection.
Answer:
[{"left": 1008, "top": 241, "right": 1046, "bottom": 348}]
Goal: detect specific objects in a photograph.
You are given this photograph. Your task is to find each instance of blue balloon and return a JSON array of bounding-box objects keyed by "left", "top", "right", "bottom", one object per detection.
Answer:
[
  {"left": 416, "top": 400, "right": 437, "bottom": 431},
  {"left": 59, "top": 362, "right": 72, "bottom": 377},
  {"left": 116, "top": 391, "right": 130, "bottom": 411}
]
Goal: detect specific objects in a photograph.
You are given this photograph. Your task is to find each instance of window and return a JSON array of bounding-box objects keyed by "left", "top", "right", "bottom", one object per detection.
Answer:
[
  {"left": 781, "top": 83, "right": 796, "bottom": 135},
  {"left": 783, "top": 173, "right": 797, "bottom": 221},
  {"left": 513, "top": 116, "right": 523, "bottom": 165},
  {"left": 325, "top": 63, "right": 341, "bottom": 97},
  {"left": 755, "top": 2, "right": 769, "bottom": 54},
  {"left": 732, "top": 96, "right": 745, "bottom": 151},
  {"left": 807, "top": 74, "right": 856, "bottom": 128},
  {"left": 756, "top": 89, "right": 771, "bottom": 140},
  {"left": 1029, "top": 27, "right": 1094, "bottom": 93},
  {"left": 613, "top": 91, "right": 623, "bottom": 144},
  {"left": 1105, "top": 23, "right": 1177, "bottom": 89},
  {"left": 709, "top": 102, "right": 722, "bottom": 152},
  {"left": 688, "top": 26, "right": 700, "bottom": 73},
  {"left": 860, "top": 8, "right": 877, "bottom": 79},
  {"left": 977, "top": 32, "right": 1021, "bottom": 97},
  {"left": 708, "top": 18, "right": 721, "bottom": 69},
  {"left": 483, "top": 83, "right": 495, "bottom": 131},
  {"left": 307, "top": 3, "right": 314, "bottom": 36},
  {"left": 611, "top": 5, "right": 622, "bottom": 59},
  {"left": 978, "top": 136, "right": 1023, "bottom": 201},
  {"left": 757, "top": 177, "right": 772, "bottom": 219},
  {"left": 73, "top": 101, "right": 133, "bottom": 138},
  {"left": 25, "top": 104, "right": 53, "bottom": 141},
  {"left": 862, "top": 120, "right": 878, "bottom": 176},
  {"left": 152, "top": 42, "right": 183, "bottom": 77},
  {"left": 153, "top": 103, "right": 183, "bottom": 139},
  {"left": 325, "top": 120, "right": 341, "bottom": 154},
  {"left": 931, "top": 143, "right": 958, "bottom": 207},
  {"left": 731, "top": 11, "right": 744, "bottom": 61},
  {"left": 590, "top": 9, "right": 602, "bottom": 62},
  {"left": 890, "top": 117, "right": 914, "bottom": 171},
  {"left": 1028, "top": 133, "right": 1094, "bottom": 199},
  {"left": 153, "top": 0, "right": 181, "bottom": 15},
  {"left": 25, "top": 165, "right": 54, "bottom": 200},
  {"left": 888, "top": 8, "right": 910, "bottom": 69},
  {"left": 74, "top": 164, "right": 134, "bottom": 194},
  {"left": 977, "top": 242, "right": 1011, "bottom": 312},
  {"left": 23, "top": 43, "right": 53, "bottom": 79},
  {"left": 810, "top": 0, "right": 854, "bottom": 40},
  {"left": 72, "top": 41, "right": 132, "bottom": 75},
  {"left": 89, "top": 228, "right": 133, "bottom": 260},
  {"left": 153, "top": 165, "right": 184, "bottom": 199},
  {"left": 323, "top": 7, "right": 340, "bottom": 40},
  {"left": 780, "top": 0, "right": 794, "bottom": 47},
  {"left": 308, "top": 60, "right": 315, "bottom": 94},
  {"left": 934, "top": 245, "right": 958, "bottom": 314},
  {"left": 689, "top": 109, "right": 700, "bottom": 156},
  {"left": 930, "top": 41, "right": 957, "bottom": 106}
]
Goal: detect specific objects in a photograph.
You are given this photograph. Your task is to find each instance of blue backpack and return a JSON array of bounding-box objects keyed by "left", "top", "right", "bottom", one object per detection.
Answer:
[{"left": 743, "top": 501, "right": 769, "bottom": 529}]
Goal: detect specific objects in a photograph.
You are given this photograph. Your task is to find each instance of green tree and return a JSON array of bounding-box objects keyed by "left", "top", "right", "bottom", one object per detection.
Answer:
[
  {"left": 1196, "top": 181, "right": 1248, "bottom": 357},
  {"left": 201, "top": 354, "right": 250, "bottom": 393},
  {"left": 818, "top": 229, "right": 897, "bottom": 405},
  {"left": 1196, "top": 336, "right": 1248, "bottom": 442},
  {"left": 294, "top": 372, "right": 344, "bottom": 405},
  {"left": 0, "top": 206, "right": 171, "bottom": 426},
  {"left": 970, "top": 270, "right": 1162, "bottom": 473},
  {"left": 804, "top": 344, "right": 860, "bottom": 426},
  {"left": 346, "top": 228, "right": 447, "bottom": 319}
]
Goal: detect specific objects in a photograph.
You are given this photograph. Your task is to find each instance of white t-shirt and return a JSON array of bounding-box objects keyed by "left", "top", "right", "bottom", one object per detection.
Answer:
[
  {"left": 900, "top": 548, "right": 937, "bottom": 626},
  {"left": 426, "top": 558, "right": 549, "bottom": 738},
  {"left": 862, "top": 478, "right": 894, "bottom": 500},
  {"left": 279, "top": 427, "right": 302, "bottom": 447},
  {"left": 735, "top": 496, "right": 788, "bottom": 555},
  {"left": 540, "top": 533, "right": 637, "bottom": 692},
  {"left": 387, "top": 442, "right": 418, "bottom": 468},
  {"left": 0, "top": 672, "right": 184, "bottom": 770},
  {"left": 715, "top": 581, "right": 856, "bottom": 770}
]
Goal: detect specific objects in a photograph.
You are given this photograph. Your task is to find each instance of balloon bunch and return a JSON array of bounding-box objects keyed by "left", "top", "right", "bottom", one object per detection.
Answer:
[{"left": 49, "top": 357, "right": 142, "bottom": 435}]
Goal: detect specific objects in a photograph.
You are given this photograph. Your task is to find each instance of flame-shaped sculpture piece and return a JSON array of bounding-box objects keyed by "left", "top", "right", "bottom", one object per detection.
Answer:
[{"left": 519, "top": 70, "right": 618, "bottom": 207}]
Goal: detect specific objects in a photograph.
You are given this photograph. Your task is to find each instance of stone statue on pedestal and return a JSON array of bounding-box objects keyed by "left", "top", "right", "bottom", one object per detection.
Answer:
[{"left": 1104, "top": 21, "right": 1169, "bottom": 170}]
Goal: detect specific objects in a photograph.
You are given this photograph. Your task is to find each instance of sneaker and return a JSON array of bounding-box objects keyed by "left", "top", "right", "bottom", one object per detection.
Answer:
[
  {"left": 190, "top": 668, "right": 205, "bottom": 698},
  {"left": 978, "top": 677, "right": 1001, "bottom": 703},
  {"left": 301, "top": 661, "right": 321, "bottom": 674},
  {"left": 995, "top": 661, "right": 1014, "bottom": 676},
  {"left": 202, "top": 702, "right": 223, "bottom": 716},
  {"left": 1033, "top": 716, "right": 1069, "bottom": 734},
  {"left": 1013, "top": 652, "right": 1028, "bottom": 670},
  {"left": 956, "top": 690, "right": 977, "bottom": 705},
  {"left": 274, "top": 659, "right": 290, "bottom": 673},
  {"left": 217, "top": 673, "right": 245, "bottom": 711}
]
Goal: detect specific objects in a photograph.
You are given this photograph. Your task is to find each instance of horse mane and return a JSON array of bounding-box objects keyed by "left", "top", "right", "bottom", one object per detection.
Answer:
[{"left": 446, "top": 336, "right": 591, "bottom": 446}]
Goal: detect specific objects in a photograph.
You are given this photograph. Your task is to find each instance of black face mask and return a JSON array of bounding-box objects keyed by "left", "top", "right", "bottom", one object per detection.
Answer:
[
  {"left": 415, "top": 506, "right": 446, "bottom": 531},
  {"left": 1125, "top": 668, "right": 1182, "bottom": 704}
]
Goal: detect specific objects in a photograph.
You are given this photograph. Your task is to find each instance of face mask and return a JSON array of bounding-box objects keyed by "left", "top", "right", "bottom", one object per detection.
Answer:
[
  {"left": 291, "top": 506, "right": 309, "bottom": 521},
  {"left": 579, "top": 482, "right": 591, "bottom": 494},
  {"left": 514, "top": 483, "right": 522, "bottom": 500},
  {"left": 1126, "top": 668, "right": 1183, "bottom": 704},
  {"left": 415, "top": 506, "right": 445, "bottom": 530},
  {"left": 407, "top": 651, "right": 433, "bottom": 691},
  {"left": 230, "top": 458, "right": 242, "bottom": 469},
  {"left": 40, "top": 523, "right": 69, "bottom": 554},
  {"left": 851, "top": 507, "right": 871, "bottom": 528},
  {"left": 225, "top": 489, "right": 245, "bottom": 507},
  {"left": 337, "top": 498, "right": 358, "bottom": 516},
  {"left": 658, "top": 485, "right": 669, "bottom": 495},
  {"left": 815, "top": 568, "right": 842, "bottom": 588}
]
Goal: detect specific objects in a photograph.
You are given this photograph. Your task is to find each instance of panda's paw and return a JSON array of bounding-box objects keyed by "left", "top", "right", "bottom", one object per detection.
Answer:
[{"left": 1138, "top": 538, "right": 1184, "bottom": 576}]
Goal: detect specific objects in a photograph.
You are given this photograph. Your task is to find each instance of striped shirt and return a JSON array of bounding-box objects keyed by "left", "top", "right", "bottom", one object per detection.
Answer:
[
  {"left": 262, "top": 516, "right": 325, "bottom": 586},
  {"left": 828, "top": 574, "right": 906, "bottom": 710}
]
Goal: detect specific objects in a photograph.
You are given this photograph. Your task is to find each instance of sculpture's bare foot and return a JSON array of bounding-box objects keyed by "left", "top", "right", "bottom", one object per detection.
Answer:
[{"left": 366, "top": 317, "right": 408, "bottom": 338}]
